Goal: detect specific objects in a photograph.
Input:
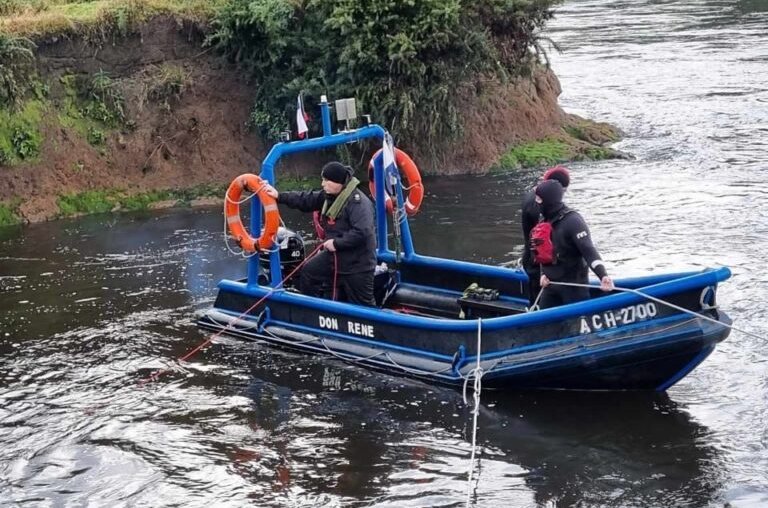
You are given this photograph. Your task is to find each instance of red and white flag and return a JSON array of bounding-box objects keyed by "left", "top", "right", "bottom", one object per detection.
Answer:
[{"left": 296, "top": 93, "right": 309, "bottom": 139}]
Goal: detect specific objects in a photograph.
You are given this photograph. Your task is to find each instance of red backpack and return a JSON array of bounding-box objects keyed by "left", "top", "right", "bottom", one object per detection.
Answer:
[{"left": 530, "top": 211, "right": 571, "bottom": 265}]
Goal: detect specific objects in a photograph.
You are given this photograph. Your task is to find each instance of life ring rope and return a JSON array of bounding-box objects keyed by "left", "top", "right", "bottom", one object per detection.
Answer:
[{"left": 224, "top": 173, "right": 280, "bottom": 255}]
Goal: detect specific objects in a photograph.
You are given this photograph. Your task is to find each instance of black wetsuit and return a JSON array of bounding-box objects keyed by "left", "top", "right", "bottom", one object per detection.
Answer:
[
  {"left": 538, "top": 204, "right": 608, "bottom": 309},
  {"left": 520, "top": 188, "right": 542, "bottom": 306},
  {"left": 278, "top": 187, "right": 377, "bottom": 306}
]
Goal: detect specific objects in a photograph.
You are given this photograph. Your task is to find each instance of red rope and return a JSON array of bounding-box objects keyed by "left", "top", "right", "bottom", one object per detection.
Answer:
[{"left": 139, "top": 242, "right": 324, "bottom": 385}]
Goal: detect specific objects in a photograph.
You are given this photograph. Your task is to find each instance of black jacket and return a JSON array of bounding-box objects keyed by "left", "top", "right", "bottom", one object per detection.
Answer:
[
  {"left": 540, "top": 204, "right": 608, "bottom": 283},
  {"left": 278, "top": 187, "right": 377, "bottom": 274},
  {"left": 520, "top": 189, "right": 540, "bottom": 271}
]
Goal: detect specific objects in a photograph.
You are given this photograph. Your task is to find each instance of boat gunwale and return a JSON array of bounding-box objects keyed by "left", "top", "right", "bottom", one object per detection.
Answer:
[{"left": 214, "top": 263, "right": 731, "bottom": 332}]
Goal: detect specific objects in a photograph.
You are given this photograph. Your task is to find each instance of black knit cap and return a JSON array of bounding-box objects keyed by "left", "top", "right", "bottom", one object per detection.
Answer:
[
  {"left": 535, "top": 179, "right": 564, "bottom": 207},
  {"left": 321, "top": 161, "right": 352, "bottom": 184}
]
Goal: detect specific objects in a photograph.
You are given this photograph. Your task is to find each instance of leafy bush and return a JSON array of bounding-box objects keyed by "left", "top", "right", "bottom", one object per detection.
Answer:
[
  {"left": 83, "top": 70, "right": 125, "bottom": 125},
  {"left": 208, "top": 0, "right": 561, "bottom": 147},
  {"left": 86, "top": 126, "right": 106, "bottom": 146},
  {"left": 0, "top": 33, "right": 37, "bottom": 109},
  {"left": 0, "top": 99, "right": 43, "bottom": 165},
  {"left": 11, "top": 125, "right": 40, "bottom": 159}
]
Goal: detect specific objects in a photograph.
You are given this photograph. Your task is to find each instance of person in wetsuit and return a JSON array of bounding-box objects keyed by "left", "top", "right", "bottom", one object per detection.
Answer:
[
  {"left": 264, "top": 162, "right": 377, "bottom": 306},
  {"left": 533, "top": 179, "right": 614, "bottom": 309},
  {"left": 521, "top": 165, "right": 571, "bottom": 307}
]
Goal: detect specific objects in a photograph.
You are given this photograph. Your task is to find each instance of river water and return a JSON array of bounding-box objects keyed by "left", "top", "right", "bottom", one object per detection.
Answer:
[{"left": 2, "top": 1, "right": 767, "bottom": 506}]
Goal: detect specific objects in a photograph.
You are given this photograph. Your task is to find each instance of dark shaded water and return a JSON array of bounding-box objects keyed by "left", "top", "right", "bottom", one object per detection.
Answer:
[{"left": 2, "top": 0, "right": 768, "bottom": 506}]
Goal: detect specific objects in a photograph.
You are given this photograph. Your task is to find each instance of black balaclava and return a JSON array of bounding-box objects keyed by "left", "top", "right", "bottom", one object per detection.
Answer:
[
  {"left": 535, "top": 179, "right": 565, "bottom": 219},
  {"left": 321, "top": 162, "right": 352, "bottom": 185}
]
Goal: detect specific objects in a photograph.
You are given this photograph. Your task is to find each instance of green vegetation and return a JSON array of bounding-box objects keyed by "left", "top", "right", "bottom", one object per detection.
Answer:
[
  {"left": 493, "top": 131, "right": 624, "bottom": 173},
  {"left": 56, "top": 71, "right": 125, "bottom": 148},
  {"left": 0, "top": 0, "right": 228, "bottom": 37},
  {"left": 564, "top": 120, "right": 621, "bottom": 145},
  {"left": 209, "top": 0, "right": 562, "bottom": 149},
  {"left": 54, "top": 179, "right": 319, "bottom": 217},
  {"left": 0, "top": 199, "right": 21, "bottom": 226},
  {"left": 82, "top": 70, "right": 124, "bottom": 125},
  {"left": 0, "top": 99, "right": 43, "bottom": 163},
  {"left": 0, "top": 33, "right": 36, "bottom": 108},
  {"left": 496, "top": 138, "right": 570, "bottom": 171},
  {"left": 275, "top": 175, "right": 318, "bottom": 192},
  {"left": 56, "top": 184, "right": 230, "bottom": 217},
  {"left": 145, "top": 63, "right": 191, "bottom": 111}
]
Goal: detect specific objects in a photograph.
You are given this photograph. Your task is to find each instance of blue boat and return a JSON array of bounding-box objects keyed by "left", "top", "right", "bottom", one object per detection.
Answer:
[{"left": 198, "top": 97, "right": 732, "bottom": 391}]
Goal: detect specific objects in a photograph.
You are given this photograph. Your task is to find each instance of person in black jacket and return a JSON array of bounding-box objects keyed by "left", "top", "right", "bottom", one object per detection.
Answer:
[
  {"left": 533, "top": 179, "right": 614, "bottom": 309},
  {"left": 521, "top": 165, "right": 571, "bottom": 307},
  {"left": 264, "top": 161, "right": 377, "bottom": 306}
]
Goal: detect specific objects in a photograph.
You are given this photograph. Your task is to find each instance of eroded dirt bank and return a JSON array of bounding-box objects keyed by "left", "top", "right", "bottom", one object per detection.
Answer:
[{"left": 0, "top": 17, "right": 618, "bottom": 223}]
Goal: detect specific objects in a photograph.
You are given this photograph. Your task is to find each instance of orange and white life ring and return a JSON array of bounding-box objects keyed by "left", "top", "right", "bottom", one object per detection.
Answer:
[
  {"left": 368, "top": 147, "right": 424, "bottom": 216},
  {"left": 225, "top": 173, "right": 280, "bottom": 253}
]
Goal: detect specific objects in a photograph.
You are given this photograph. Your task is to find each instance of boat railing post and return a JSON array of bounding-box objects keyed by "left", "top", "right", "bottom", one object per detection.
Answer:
[
  {"left": 253, "top": 156, "right": 284, "bottom": 288},
  {"left": 392, "top": 166, "right": 415, "bottom": 258},
  {"left": 320, "top": 95, "right": 332, "bottom": 137},
  {"left": 373, "top": 156, "right": 390, "bottom": 257}
]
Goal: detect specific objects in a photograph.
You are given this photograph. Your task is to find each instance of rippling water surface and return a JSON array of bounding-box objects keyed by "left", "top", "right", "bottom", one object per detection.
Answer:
[{"left": 2, "top": 1, "right": 768, "bottom": 506}]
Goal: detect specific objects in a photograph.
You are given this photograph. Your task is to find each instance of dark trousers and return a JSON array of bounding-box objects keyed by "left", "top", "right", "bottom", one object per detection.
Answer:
[
  {"left": 300, "top": 251, "right": 376, "bottom": 307},
  {"left": 524, "top": 264, "right": 542, "bottom": 308},
  {"left": 539, "top": 283, "right": 590, "bottom": 309}
]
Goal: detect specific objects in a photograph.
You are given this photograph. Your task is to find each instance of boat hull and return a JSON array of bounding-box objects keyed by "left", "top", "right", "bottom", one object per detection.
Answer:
[{"left": 198, "top": 267, "right": 732, "bottom": 391}]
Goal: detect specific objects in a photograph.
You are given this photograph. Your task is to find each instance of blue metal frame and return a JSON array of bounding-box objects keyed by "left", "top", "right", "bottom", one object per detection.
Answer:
[{"left": 247, "top": 97, "right": 412, "bottom": 286}]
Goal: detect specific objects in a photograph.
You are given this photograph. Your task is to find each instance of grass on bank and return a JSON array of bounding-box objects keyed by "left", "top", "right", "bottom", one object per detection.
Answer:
[
  {"left": 493, "top": 124, "right": 623, "bottom": 173},
  {"left": 0, "top": 199, "right": 21, "bottom": 226},
  {"left": 489, "top": 112, "right": 624, "bottom": 172},
  {"left": 0, "top": 0, "right": 227, "bottom": 37},
  {"left": 495, "top": 138, "right": 571, "bottom": 171},
  {"left": 56, "top": 184, "right": 223, "bottom": 216},
  {"left": 55, "top": 177, "right": 317, "bottom": 218}
]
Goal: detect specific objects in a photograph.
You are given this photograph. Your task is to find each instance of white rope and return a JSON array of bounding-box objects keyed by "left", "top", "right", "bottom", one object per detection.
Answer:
[
  {"left": 549, "top": 281, "right": 767, "bottom": 343},
  {"left": 463, "top": 318, "right": 484, "bottom": 507},
  {"left": 222, "top": 188, "right": 280, "bottom": 259},
  {"left": 223, "top": 191, "right": 259, "bottom": 258},
  {"left": 529, "top": 285, "right": 544, "bottom": 312}
]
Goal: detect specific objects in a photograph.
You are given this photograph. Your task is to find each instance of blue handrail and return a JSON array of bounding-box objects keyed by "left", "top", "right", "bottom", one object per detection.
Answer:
[{"left": 247, "top": 98, "right": 407, "bottom": 286}]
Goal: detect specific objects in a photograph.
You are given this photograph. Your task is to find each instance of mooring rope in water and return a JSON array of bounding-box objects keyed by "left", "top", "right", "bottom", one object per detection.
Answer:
[
  {"left": 139, "top": 242, "right": 325, "bottom": 385},
  {"left": 549, "top": 281, "right": 767, "bottom": 343},
  {"left": 462, "top": 318, "right": 484, "bottom": 507}
]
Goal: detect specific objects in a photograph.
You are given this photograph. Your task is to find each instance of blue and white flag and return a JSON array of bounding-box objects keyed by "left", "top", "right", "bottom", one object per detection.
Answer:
[{"left": 382, "top": 133, "right": 398, "bottom": 195}]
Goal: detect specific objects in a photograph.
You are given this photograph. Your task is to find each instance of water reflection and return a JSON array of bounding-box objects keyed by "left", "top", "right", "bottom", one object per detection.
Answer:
[{"left": 232, "top": 351, "right": 722, "bottom": 507}]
